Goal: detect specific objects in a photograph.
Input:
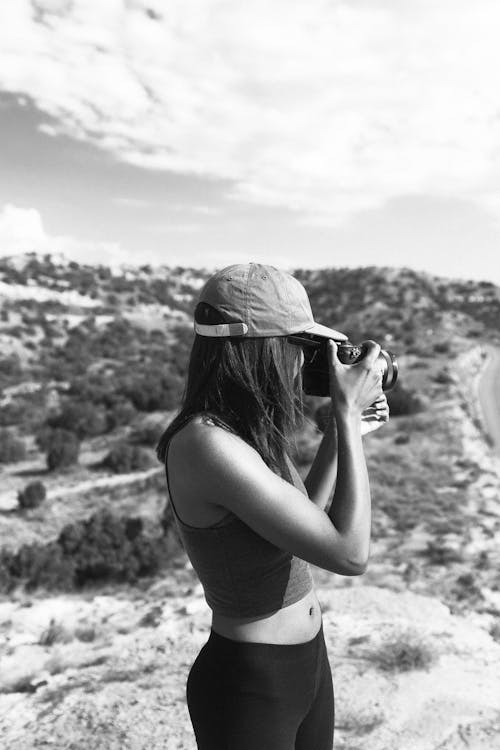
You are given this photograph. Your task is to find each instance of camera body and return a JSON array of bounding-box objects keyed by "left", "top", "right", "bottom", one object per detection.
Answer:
[{"left": 288, "top": 333, "right": 398, "bottom": 397}]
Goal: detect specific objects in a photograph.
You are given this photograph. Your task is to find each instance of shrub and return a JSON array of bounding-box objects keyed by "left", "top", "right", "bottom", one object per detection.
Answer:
[
  {"left": 39, "top": 618, "right": 72, "bottom": 646},
  {"left": 394, "top": 432, "right": 410, "bottom": 445},
  {"left": 386, "top": 384, "right": 425, "bottom": 416},
  {"left": 451, "top": 573, "right": 484, "bottom": 605},
  {"left": 489, "top": 622, "right": 500, "bottom": 643},
  {"left": 35, "top": 424, "right": 56, "bottom": 452},
  {"left": 101, "top": 443, "right": 154, "bottom": 474},
  {"left": 423, "top": 538, "right": 463, "bottom": 566},
  {"left": 0, "top": 674, "right": 39, "bottom": 695},
  {"left": 61, "top": 510, "right": 170, "bottom": 587},
  {"left": 18, "top": 480, "right": 46, "bottom": 510},
  {"left": 368, "top": 627, "right": 437, "bottom": 672},
  {"left": 314, "top": 403, "right": 331, "bottom": 434},
  {"left": 0, "top": 353, "right": 22, "bottom": 379},
  {"left": 0, "top": 429, "right": 27, "bottom": 463},
  {"left": 139, "top": 605, "right": 164, "bottom": 628},
  {"left": 46, "top": 429, "right": 80, "bottom": 471},
  {"left": 432, "top": 370, "right": 455, "bottom": 385},
  {"left": 105, "top": 399, "right": 137, "bottom": 430},
  {"left": 74, "top": 625, "right": 96, "bottom": 642},
  {"left": 130, "top": 421, "right": 164, "bottom": 446},
  {"left": 0, "top": 401, "right": 25, "bottom": 427},
  {"left": 0, "top": 509, "right": 173, "bottom": 593},
  {"left": 47, "top": 400, "right": 108, "bottom": 439},
  {"left": 433, "top": 341, "right": 451, "bottom": 354}
]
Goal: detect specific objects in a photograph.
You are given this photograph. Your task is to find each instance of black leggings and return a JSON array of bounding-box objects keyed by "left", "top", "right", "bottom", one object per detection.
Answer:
[{"left": 186, "top": 622, "right": 334, "bottom": 749}]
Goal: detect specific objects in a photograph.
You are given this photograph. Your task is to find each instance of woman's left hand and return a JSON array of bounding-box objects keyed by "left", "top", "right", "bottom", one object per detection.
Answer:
[{"left": 360, "top": 394, "right": 390, "bottom": 436}]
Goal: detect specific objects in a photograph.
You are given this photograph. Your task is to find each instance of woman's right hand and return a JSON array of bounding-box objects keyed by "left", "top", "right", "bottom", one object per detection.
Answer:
[{"left": 327, "top": 339, "right": 384, "bottom": 416}]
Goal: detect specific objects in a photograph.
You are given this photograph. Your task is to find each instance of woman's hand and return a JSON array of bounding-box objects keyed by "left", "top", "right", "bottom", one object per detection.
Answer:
[
  {"left": 360, "top": 394, "right": 390, "bottom": 436},
  {"left": 327, "top": 339, "right": 384, "bottom": 417}
]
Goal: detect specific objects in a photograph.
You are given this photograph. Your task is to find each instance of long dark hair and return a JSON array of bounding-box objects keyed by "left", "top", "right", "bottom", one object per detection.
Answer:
[{"left": 155, "top": 305, "right": 304, "bottom": 483}]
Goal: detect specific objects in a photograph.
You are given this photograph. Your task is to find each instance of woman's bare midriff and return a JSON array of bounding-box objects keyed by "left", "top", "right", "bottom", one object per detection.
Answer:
[{"left": 211, "top": 587, "right": 322, "bottom": 645}]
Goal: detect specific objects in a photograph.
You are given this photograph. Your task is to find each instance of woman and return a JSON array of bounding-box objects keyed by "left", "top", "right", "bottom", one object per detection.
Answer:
[{"left": 156, "top": 262, "right": 389, "bottom": 750}]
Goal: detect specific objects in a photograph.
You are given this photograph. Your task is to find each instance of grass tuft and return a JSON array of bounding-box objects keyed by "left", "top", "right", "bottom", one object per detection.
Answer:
[
  {"left": 39, "top": 618, "right": 72, "bottom": 647},
  {"left": 367, "top": 626, "right": 437, "bottom": 673}
]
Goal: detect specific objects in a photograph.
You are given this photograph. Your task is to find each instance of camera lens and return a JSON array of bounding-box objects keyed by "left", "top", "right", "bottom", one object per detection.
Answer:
[{"left": 379, "top": 350, "right": 398, "bottom": 391}]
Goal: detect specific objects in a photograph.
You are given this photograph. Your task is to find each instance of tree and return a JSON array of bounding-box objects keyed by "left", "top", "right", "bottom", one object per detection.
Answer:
[
  {"left": 0, "top": 429, "right": 27, "bottom": 463},
  {"left": 386, "top": 384, "right": 425, "bottom": 416},
  {"left": 101, "top": 442, "right": 154, "bottom": 474},
  {"left": 18, "top": 481, "right": 46, "bottom": 510},
  {"left": 46, "top": 429, "right": 80, "bottom": 471}
]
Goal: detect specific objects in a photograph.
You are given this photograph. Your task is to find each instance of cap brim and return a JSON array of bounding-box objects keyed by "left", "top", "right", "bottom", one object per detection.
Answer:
[{"left": 302, "top": 322, "right": 348, "bottom": 341}]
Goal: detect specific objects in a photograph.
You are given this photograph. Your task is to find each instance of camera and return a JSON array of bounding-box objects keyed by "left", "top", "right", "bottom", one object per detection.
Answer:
[{"left": 287, "top": 333, "right": 398, "bottom": 397}]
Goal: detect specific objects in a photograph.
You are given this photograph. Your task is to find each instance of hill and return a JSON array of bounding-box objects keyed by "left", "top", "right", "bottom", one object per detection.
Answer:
[
  {"left": 1, "top": 250, "right": 499, "bottom": 604},
  {"left": 1, "top": 251, "right": 500, "bottom": 748}
]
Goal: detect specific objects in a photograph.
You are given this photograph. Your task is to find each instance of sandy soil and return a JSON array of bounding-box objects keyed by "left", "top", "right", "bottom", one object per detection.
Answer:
[{"left": 1, "top": 570, "right": 500, "bottom": 750}]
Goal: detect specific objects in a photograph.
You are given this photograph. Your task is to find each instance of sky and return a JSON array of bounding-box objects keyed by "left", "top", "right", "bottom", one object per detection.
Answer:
[{"left": 0, "top": 0, "right": 499, "bottom": 283}]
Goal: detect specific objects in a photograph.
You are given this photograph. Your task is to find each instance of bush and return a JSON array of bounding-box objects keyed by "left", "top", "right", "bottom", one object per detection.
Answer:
[
  {"left": 0, "top": 353, "right": 22, "bottom": 379},
  {"left": 117, "top": 370, "right": 183, "bottom": 412},
  {"left": 424, "top": 538, "right": 463, "bottom": 566},
  {"left": 386, "top": 384, "right": 424, "bottom": 416},
  {"left": 47, "top": 400, "right": 108, "bottom": 439},
  {"left": 39, "top": 618, "right": 72, "bottom": 646},
  {"left": 394, "top": 432, "right": 410, "bottom": 445},
  {"left": 0, "top": 429, "right": 27, "bottom": 463},
  {"left": 433, "top": 370, "right": 455, "bottom": 385},
  {"left": 60, "top": 510, "right": 168, "bottom": 587},
  {"left": 489, "top": 622, "right": 500, "bottom": 643},
  {"left": 74, "top": 625, "right": 96, "bottom": 642},
  {"left": 18, "top": 481, "right": 46, "bottom": 510},
  {"left": 35, "top": 424, "right": 56, "bottom": 452},
  {"left": 451, "top": 573, "right": 484, "bottom": 606},
  {"left": 0, "top": 401, "right": 26, "bottom": 427},
  {"left": 0, "top": 508, "right": 174, "bottom": 593},
  {"left": 130, "top": 421, "right": 164, "bottom": 446},
  {"left": 368, "top": 627, "right": 437, "bottom": 672},
  {"left": 105, "top": 399, "right": 137, "bottom": 430},
  {"left": 101, "top": 443, "right": 154, "bottom": 474},
  {"left": 46, "top": 429, "right": 80, "bottom": 471},
  {"left": 314, "top": 403, "right": 332, "bottom": 433}
]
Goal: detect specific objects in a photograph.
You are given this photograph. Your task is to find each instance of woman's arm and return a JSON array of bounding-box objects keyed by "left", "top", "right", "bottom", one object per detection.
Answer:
[
  {"left": 303, "top": 409, "right": 369, "bottom": 571},
  {"left": 304, "top": 394, "right": 389, "bottom": 513},
  {"left": 328, "top": 408, "right": 370, "bottom": 572},
  {"left": 304, "top": 408, "right": 338, "bottom": 512}
]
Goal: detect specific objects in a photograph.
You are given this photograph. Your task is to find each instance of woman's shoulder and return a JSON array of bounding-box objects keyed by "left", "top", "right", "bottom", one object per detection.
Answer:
[
  {"left": 171, "top": 412, "right": 247, "bottom": 460},
  {"left": 171, "top": 411, "right": 235, "bottom": 439},
  {"left": 170, "top": 414, "right": 307, "bottom": 495},
  {"left": 167, "top": 413, "right": 266, "bottom": 512},
  {"left": 167, "top": 412, "right": 245, "bottom": 469}
]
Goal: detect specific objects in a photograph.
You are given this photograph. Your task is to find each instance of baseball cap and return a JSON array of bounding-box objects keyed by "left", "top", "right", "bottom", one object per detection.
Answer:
[{"left": 194, "top": 263, "right": 348, "bottom": 341}]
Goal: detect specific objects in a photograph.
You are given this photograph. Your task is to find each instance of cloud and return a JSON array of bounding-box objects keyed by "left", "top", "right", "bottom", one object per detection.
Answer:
[
  {"left": 0, "top": 203, "right": 125, "bottom": 267},
  {"left": 0, "top": 0, "right": 499, "bottom": 225},
  {"left": 112, "top": 196, "right": 152, "bottom": 208}
]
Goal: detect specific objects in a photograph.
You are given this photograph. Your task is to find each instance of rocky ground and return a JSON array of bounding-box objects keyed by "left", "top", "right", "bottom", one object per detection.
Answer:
[{"left": 1, "top": 568, "right": 500, "bottom": 750}]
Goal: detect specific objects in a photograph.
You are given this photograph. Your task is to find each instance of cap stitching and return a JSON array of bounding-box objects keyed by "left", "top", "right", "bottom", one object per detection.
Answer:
[
  {"left": 243, "top": 264, "right": 253, "bottom": 331},
  {"left": 281, "top": 270, "right": 294, "bottom": 332}
]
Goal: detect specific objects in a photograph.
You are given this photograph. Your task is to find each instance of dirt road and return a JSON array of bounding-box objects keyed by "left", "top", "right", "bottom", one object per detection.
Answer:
[{"left": 478, "top": 346, "right": 500, "bottom": 455}]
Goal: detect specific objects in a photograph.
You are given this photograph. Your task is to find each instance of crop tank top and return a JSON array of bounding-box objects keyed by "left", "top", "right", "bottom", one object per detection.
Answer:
[{"left": 165, "top": 414, "right": 314, "bottom": 618}]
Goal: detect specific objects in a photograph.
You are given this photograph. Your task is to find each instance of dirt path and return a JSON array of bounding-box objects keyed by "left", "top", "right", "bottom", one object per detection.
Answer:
[{"left": 478, "top": 346, "right": 500, "bottom": 456}]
